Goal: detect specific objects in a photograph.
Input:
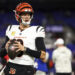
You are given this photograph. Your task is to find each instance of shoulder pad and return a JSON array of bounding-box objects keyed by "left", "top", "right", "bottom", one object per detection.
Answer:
[{"left": 36, "top": 26, "right": 45, "bottom": 32}]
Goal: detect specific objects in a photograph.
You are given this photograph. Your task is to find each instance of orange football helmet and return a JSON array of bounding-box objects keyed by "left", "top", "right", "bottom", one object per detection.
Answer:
[{"left": 14, "top": 2, "right": 34, "bottom": 22}]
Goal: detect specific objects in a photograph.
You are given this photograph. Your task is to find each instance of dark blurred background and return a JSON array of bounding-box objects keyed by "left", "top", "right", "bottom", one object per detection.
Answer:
[
  {"left": 0, "top": 0, "right": 75, "bottom": 74},
  {"left": 0, "top": 0, "right": 75, "bottom": 47}
]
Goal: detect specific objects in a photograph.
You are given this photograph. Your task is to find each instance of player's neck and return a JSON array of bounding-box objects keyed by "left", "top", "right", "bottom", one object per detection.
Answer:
[{"left": 19, "top": 23, "right": 30, "bottom": 31}]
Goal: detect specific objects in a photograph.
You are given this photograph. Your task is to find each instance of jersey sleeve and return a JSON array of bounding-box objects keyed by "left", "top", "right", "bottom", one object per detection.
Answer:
[
  {"left": 6, "top": 25, "right": 11, "bottom": 36},
  {"left": 36, "top": 26, "right": 45, "bottom": 38}
]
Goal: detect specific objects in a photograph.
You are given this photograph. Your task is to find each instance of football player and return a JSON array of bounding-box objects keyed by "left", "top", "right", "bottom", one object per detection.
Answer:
[{"left": 0, "top": 2, "right": 46, "bottom": 75}]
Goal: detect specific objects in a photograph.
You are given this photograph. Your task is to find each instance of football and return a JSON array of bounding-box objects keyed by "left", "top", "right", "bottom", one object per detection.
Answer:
[{"left": 8, "top": 39, "right": 23, "bottom": 59}]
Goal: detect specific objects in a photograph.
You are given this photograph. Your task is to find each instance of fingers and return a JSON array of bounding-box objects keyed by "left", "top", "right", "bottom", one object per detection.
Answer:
[
  {"left": 13, "top": 42, "right": 25, "bottom": 51},
  {"left": 6, "top": 40, "right": 25, "bottom": 52},
  {"left": 40, "top": 51, "right": 46, "bottom": 62},
  {"left": 5, "top": 40, "right": 12, "bottom": 50},
  {"left": 7, "top": 40, "right": 11, "bottom": 44},
  {"left": 13, "top": 41, "right": 20, "bottom": 46},
  {"left": 40, "top": 51, "right": 46, "bottom": 59},
  {"left": 16, "top": 49, "right": 20, "bottom": 52},
  {"left": 15, "top": 41, "right": 20, "bottom": 44}
]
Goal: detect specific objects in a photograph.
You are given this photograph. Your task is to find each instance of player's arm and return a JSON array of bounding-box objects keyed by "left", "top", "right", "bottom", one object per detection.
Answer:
[
  {"left": 0, "top": 36, "right": 9, "bottom": 65},
  {"left": 16, "top": 37, "right": 45, "bottom": 58},
  {"left": 0, "top": 36, "right": 9, "bottom": 57},
  {"left": 1, "top": 25, "right": 12, "bottom": 56},
  {"left": 25, "top": 37, "right": 46, "bottom": 59},
  {"left": 15, "top": 38, "right": 46, "bottom": 62}
]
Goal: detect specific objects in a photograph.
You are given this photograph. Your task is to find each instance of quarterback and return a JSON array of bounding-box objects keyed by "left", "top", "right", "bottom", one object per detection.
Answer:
[{"left": 0, "top": 2, "right": 46, "bottom": 75}]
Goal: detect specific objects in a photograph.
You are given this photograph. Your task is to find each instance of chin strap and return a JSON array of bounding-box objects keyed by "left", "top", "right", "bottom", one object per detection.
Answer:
[
  {"left": 21, "top": 19, "right": 31, "bottom": 25},
  {"left": 21, "top": 15, "right": 33, "bottom": 25}
]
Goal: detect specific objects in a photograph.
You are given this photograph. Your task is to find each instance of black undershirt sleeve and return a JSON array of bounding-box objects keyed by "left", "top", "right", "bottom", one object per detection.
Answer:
[
  {"left": 25, "top": 48, "right": 41, "bottom": 58},
  {"left": 25, "top": 37, "right": 46, "bottom": 58},
  {"left": 0, "top": 36, "right": 9, "bottom": 57},
  {"left": 35, "top": 37, "right": 46, "bottom": 51}
]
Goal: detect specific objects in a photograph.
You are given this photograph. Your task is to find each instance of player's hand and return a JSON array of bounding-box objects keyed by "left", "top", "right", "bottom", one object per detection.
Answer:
[
  {"left": 13, "top": 41, "right": 25, "bottom": 52},
  {"left": 40, "top": 51, "right": 46, "bottom": 62},
  {"left": 5, "top": 40, "right": 11, "bottom": 51}
]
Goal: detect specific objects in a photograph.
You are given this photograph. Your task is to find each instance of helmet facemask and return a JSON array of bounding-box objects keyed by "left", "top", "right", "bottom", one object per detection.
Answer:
[{"left": 19, "top": 12, "right": 33, "bottom": 25}]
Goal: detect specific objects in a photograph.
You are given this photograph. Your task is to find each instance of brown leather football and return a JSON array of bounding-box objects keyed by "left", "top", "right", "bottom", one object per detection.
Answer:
[{"left": 8, "top": 39, "right": 23, "bottom": 59}]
